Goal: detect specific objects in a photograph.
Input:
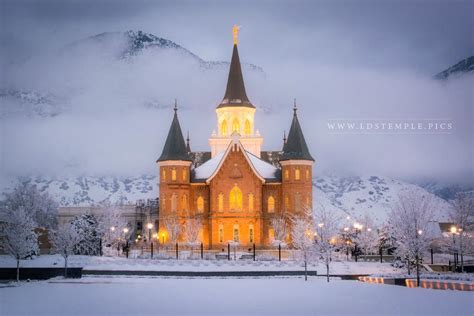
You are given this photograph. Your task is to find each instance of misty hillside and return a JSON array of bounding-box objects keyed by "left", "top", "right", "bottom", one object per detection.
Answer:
[
  {"left": 0, "top": 175, "right": 451, "bottom": 225},
  {"left": 435, "top": 55, "right": 474, "bottom": 80}
]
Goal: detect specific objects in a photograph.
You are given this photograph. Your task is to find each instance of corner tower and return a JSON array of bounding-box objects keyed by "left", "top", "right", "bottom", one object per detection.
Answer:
[
  {"left": 209, "top": 25, "right": 263, "bottom": 158},
  {"left": 157, "top": 103, "right": 192, "bottom": 242},
  {"left": 280, "top": 102, "right": 315, "bottom": 216}
]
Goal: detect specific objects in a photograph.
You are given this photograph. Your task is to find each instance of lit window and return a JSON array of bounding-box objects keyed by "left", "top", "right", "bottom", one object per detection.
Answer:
[
  {"left": 221, "top": 120, "right": 228, "bottom": 136},
  {"left": 218, "top": 224, "right": 224, "bottom": 243},
  {"left": 229, "top": 185, "right": 243, "bottom": 211},
  {"left": 267, "top": 196, "right": 275, "bottom": 213},
  {"left": 244, "top": 119, "right": 251, "bottom": 135},
  {"left": 171, "top": 169, "right": 177, "bottom": 181},
  {"left": 197, "top": 196, "right": 204, "bottom": 213},
  {"left": 269, "top": 228, "right": 275, "bottom": 241},
  {"left": 306, "top": 169, "right": 310, "bottom": 180},
  {"left": 249, "top": 224, "right": 254, "bottom": 243},
  {"left": 233, "top": 224, "right": 240, "bottom": 242},
  {"left": 232, "top": 118, "right": 240, "bottom": 134},
  {"left": 284, "top": 169, "right": 289, "bottom": 180},
  {"left": 171, "top": 193, "right": 177, "bottom": 212},
  {"left": 248, "top": 193, "right": 254, "bottom": 212},
  {"left": 218, "top": 193, "right": 224, "bottom": 212},
  {"left": 162, "top": 169, "right": 166, "bottom": 181},
  {"left": 285, "top": 196, "right": 290, "bottom": 211},
  {"left": 182, "top": 169, "right": 187, "bottom": 181},
  {"left": 181, "top": 194, "right": 188, "bottom": 210},
  {"left": 295, "top": 168, "right": 300, "bottom": 180}
]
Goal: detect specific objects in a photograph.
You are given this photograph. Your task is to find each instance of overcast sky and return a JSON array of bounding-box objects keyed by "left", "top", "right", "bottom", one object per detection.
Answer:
[{"left": 0, "top": 0, "right": 473, "bottom": 185}]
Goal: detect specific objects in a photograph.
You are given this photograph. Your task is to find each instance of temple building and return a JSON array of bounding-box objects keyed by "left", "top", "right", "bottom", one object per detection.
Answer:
[{"left": 157, "top": 27, "right": 314, "bottom": 249}]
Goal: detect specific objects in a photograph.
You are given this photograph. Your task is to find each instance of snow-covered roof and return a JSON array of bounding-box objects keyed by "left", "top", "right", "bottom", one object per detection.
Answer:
[{"left": 192, "top": 143, "right": 280, "bottom": 183}]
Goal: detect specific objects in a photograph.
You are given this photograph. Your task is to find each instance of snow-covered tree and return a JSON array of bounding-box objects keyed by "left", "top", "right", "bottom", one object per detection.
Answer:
[
  {"left": 71, "top": 213, "right": 101, "bottom": 256},
  {"left": 96, "top": 203, "right": 129, "bottom": 256},
  {"left": 49, "top": 225, "right": 81, "bottom": 277},
  {"left": 184, "top": 218, "right": 202, "bottom": 258},
  {"left": 354, "top": 214, "right": 379, "bottom": 255},
  {"left": 271, "top": 211, "right": 289, "bottom": 248},
  {"left": 447, "top": 192, "right": 474, "bottom": 272},
  {"left": 164, "top": 216, "right": 182, "bottom": 245},
  {"left": 389, "top": 187, "right": 438, "bottom": 286},
  {"left": 2, "top": 208, "right": 39, "bottom": 281},
  {"left": 3, "top": 182, "right": 58, "bottom": 229},
  {"left": 313, "top": 203, "right": 340, "bottom": 282},
  {"left": 290, "top": 208, "right": 314, "bottom": 281}
]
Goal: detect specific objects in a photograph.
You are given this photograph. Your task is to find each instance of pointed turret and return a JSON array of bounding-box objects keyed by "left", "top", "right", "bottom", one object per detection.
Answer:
[
  {"left": 157, "top": 102, "right": 191, "bottom": 162},
  {"left": 218, "top": 26, "right": 254, "bottom": 108},
  {"left": 186, "top": 131, "right": 191, "bottom": 153},
  {"left": 280, "top": 101, "right": 314, "bottom": 161}
]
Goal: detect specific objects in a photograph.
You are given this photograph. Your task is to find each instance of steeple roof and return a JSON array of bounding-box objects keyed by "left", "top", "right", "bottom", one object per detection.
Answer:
[
  {"left": 157, "top": 104, "right": 192, "bottom": 162},
  {"left": 280, "top": 104, "right": 314, "bottom": 162},
  {"left": 218, "top": 44, "right": 255, "bottom": 109}
]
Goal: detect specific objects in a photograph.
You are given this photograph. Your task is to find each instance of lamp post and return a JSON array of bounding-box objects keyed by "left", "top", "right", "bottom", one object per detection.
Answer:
[
  {"left": 450, "top": 226, "right": 457, "bottom": 272},
  {"left": 147, "top": 223, "right": 154, "bottom": 258},
  {"left": 123, "top": 227, "right": 129, "bottom": 258},
  {"left": 353, "top": 223, "right": 362, "bottom": 262}
]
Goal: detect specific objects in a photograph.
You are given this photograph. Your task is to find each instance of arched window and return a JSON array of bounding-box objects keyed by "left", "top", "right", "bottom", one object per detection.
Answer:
[
  {"left": 221, "top": 120, "right": 228, "bottom": 136},
  {"left": 267, "top": 196, "right": 275, "bottom": 213},
  {"left": 218, "top": 193, "right": 224, "bottom": 212},
  {"left": 197, "top": 196, "right": 204, "bottom": 213},
  {"left": 171, "top": 193, "right": 177, "bottom": 212},
  {"left": 269, "top": 228, "right": 275, "bottom": 242},
  {"left": 244, "top": 119, "right": 251, "bottom": 135},
  {"left": 232, "top": 118, "right": 240, "bottom": 134},
  {"left": 233, "top": 224, "right": 240, "bottom": 242},
  {"left": 229, "top": 185, "right": 243, "bottom": 211},
  {"left": 306, "top": 169, "right": 310, "bottom": 180},
  {"left": 162, "top": 169, "right": 166, "bottom": 181},
  {"left": 171, "top": 169, "right": 177, "bottom": 181},
  {"left": 248, "top": 193, "right": 254, "bottom": 212},
  {"left": 249, "top": 224, "right": 254, "bottom": 243},
  {"left": 295, "top": 168, "right": 301, "bottom": 180},
  {"left": 284, "top": 169, "right": 289, "bottom": 180},
  {"left": 182, "top": 169, "right": 187, "bottom": 181},
  {"left": 218, "top": 224, "right": 224, "bottom": 243},
  {"left": 181, "top": 194, "right": 188, "bottom": 211},
  {"left": 285, "top": 196, "right": 290, "bottom": 211}
]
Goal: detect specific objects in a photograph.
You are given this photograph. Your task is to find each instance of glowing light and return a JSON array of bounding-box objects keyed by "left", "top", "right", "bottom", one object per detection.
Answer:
[
  {"left": 110, "top": 226, "right": 115, "bottom": 231},
  {"left": 418, "top": 229, "right": 423, "bottom": 235},
  {"left": 346, "top": 216, "right": 350, "bottom": 220},
  {"left": 123, "top": 228, "right": 129, "bottom": 233},
  {"left": 147, "top": 223, "right": 153, "bottom": 230},
  {"left": 318, "top": 223, "right": 324, "bottom": 228},
  {"left": 232, "top": 24, "right": 239, "bottom": 45},
  {"left": 367, "top": 228, "right": 372, "bottom": 232},
  {"left": 344, "top": 227, "right": 349, "bottom": 231},
  {"left": 450, "top": 226, "right": 457, "bottom": 234}
]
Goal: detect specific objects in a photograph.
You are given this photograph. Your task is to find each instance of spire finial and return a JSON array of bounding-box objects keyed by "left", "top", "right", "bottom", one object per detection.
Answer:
[
  {"left": 293, "top": 98, "right": 297, "bottom": 116},
  {"left": 174, "top": 99, "right": 178, "bottom": 113},
  {"left": 233, "top": 25, "right": 239, "bottom": 45},
  {"left": 283, "top": 130, "right": 287, "bottom": 144},
  {"left": 186, "top": 131, "right": 190, "bottom": 142}
]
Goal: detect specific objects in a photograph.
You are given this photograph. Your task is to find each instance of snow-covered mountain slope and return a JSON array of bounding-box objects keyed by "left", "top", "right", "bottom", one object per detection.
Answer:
[
  {"left": 0, "top": 175, "right": 451, "bottom": 225},
  {"left": 435, "top": 55, "right": 474, "bottom": 80}
]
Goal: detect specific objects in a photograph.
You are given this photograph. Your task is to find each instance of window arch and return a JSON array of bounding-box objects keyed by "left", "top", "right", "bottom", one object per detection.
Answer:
[
  {"left": 284, "top": 169, "right": 289, "bottom": 180},
  {"left": 182, "top": 169, "right": 187, "bottom": 181},
  {"left": 232, "top": 118, "right": 240, "bottom": 134},
  {"left": 248, "top": 193, "right": 254, "bottom": 212},
  {"left": 244, "top": 119, "right": 251, "bottom": 135},
  {"left": 162, "top": 169, "right": 166, "bottom": 181},
  {"left": 171, "top": 169, "right": 177, "bottom": 181},
  {"left": 267, "top": 196, "right": 275, "bottom": 213},
  {"left": 218, "top": 193, "right": 224, "bottom": 212},
  {"left": 171, "top": 193, "right": 177, "bottom": 212},
  {"left": 269, "top": 228, "right": 275, "bottom": 242},
  {"left": 221, "top": 120, "right": 228, "bottom": 136},
  {"left": 229, "top": 185, "right": 243, "bottom": 211},
  {"left": 306, "top": 169, "right": 310, "bottom": 180},
  {"left": 218, "top": 224, "right": 224, "bottom": 243},
  {"left": 295, "top": 168, "right": 301, "bottom": 180},
  {"left": 197, "top": 196, "right": 204, "bottom": 213},
  {"left": 233, "top": 224, "right": 240, "bottom": 242},
  {"left": 249, "top": 224, "right": 254, "bottom": 243},
  {"left": 285, "top": 196, "right": 290, "bottom": 211}
]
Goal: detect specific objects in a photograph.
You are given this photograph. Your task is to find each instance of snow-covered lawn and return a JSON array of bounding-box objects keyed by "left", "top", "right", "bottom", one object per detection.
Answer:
[
  {"left": 1, "top": 276, "right": 472, "bottom": 316},
  {"left": 0, "top": 255, "right": 401, "bottom": 274}
]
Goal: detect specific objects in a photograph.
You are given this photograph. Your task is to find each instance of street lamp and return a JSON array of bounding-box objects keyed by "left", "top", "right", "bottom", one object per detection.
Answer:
[
  {"left": 110, "top": 226, "right": 115, "bottom": 231},
  {"left": 450, "top": 226, "right": 457, "bottom": 271},
  {"left": 147, "top": 223, "right": 153, "bottom": 241}
]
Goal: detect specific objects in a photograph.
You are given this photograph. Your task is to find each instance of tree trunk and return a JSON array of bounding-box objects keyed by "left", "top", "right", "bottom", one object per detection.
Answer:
[
  {"left": 64, "top": 256, "right": 68, "bottom": 278},
  {"left": 326, "top": 262, "right": 330, "bottom": 283},
  {"left": 407, "top": 256, "right": 411, "bottom": 275},
  {"left": 304, "top": 259, "right": 307, "bottom": 281},
  {"left": 16, "top": 257, "right": 20, "bottom": 282},
  {"left": 416, "top": 254, "right": 420, "bottom": 287}
]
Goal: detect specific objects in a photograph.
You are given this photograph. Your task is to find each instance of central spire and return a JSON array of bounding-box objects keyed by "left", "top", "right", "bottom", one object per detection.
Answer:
[{"left": 218, "top": 26, "right": 254, "bottom": 109}]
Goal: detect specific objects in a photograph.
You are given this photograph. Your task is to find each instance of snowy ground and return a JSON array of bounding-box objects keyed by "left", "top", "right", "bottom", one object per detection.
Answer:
[
  {"left": 0, "top": 255, "right": 401, "bottom": 274},
  {"left": 1, "top": 276, "right": 472, "bottom": 316}
]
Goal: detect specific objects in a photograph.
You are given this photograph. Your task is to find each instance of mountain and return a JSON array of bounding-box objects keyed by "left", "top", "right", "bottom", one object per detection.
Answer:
[
  {"left": 435, "top": 56, "right": 474, "bottom": 80},
  {"left": 0, "top": 175, "right": 451, "bottom": 225}
]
